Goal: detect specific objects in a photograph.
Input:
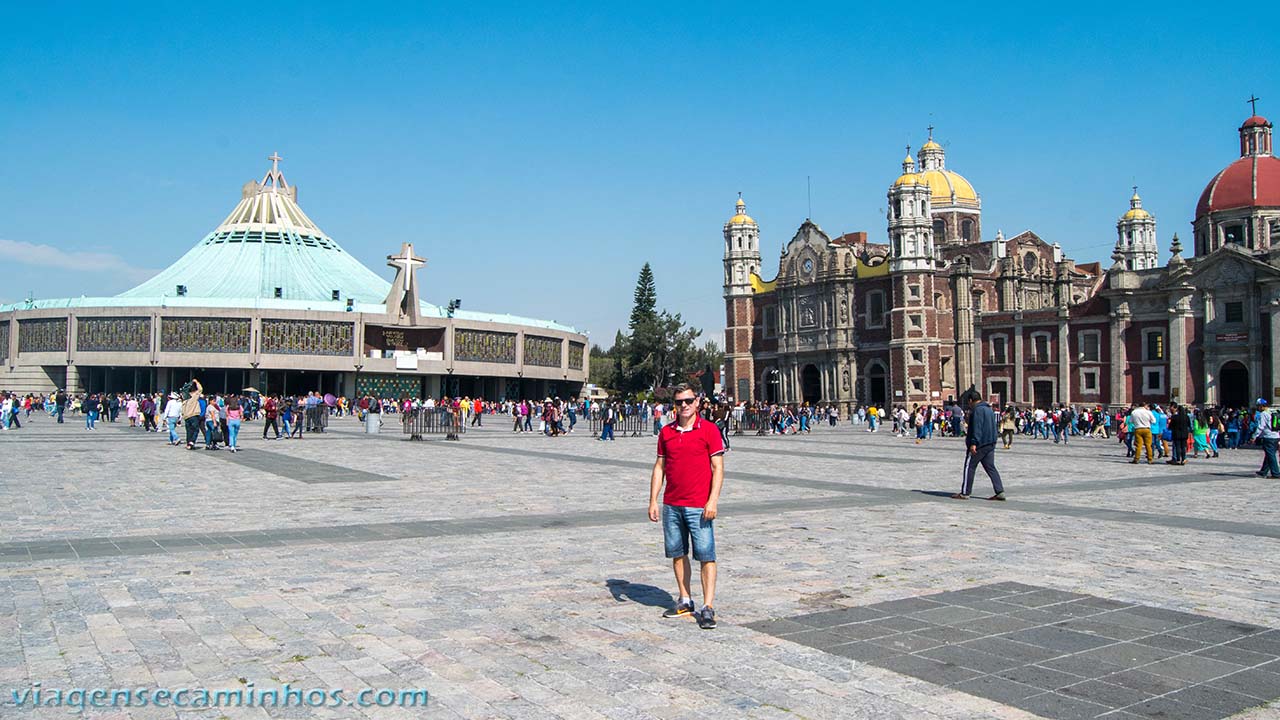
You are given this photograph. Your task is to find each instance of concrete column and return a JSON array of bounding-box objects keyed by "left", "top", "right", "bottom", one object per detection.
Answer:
[
  {"left": 1057, "top": 312, "right": 1071, "bottom": 404},
  {"left": 1169, "top": 291, "right": 1192, "bottom": 403},
  {"left": 1011, "top": 320, "right": 1024, "bottom": 403},
  {"left": 1248, "top": 289, "right": 1264, "bottom": 403},
  {"left": 1110, "top": 305, "right": 1130, "bottom": 406},
  {"left": 1270, "top": 305, "right": 1280, "bottom": 403}
]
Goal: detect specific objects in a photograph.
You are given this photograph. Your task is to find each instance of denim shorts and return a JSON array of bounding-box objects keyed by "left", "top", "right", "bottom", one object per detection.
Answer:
[{"left": 662, "top": 504, "right": 716, "bottom": 562}]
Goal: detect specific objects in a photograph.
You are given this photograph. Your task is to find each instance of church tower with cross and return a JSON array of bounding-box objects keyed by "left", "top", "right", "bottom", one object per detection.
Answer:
[
  {"left": 908, "top": 126, "right": 983, "bottom": 245},
  {"left": 1114, "top": 186, "right": 1159, "bottom": 270}
]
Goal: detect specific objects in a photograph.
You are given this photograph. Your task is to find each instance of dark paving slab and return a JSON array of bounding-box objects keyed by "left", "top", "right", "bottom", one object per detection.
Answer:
[{"left": 749, "top": 583, "right": 1280, "bottom": 719}]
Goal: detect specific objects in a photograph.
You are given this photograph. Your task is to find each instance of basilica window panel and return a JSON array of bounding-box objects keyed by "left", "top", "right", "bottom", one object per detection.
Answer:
[
  {"left": 1223, "top": 301, "right": 1244, "bottom": 324},
  {"left": 568, "top": 342, "right": 585, "bottom": 370},
  {"left": 160, "top": 318, "right": 251, "bottom": 353},
  {"left": 454, "top": 330, "right": 516, "bottom": 364},
  {"left": 0, "top": 322, "right": 8, "bottom": 359},
  {"left": 77, "top": 317, "right": 151, "bottom": 353},
  {"left": 261, "top": 320, "right": 354, "bottom": 356},
  {"left": 1143, "top": 330, "right": 1164, "bottom": 361},
  {"left": 523, "top": 335, "right": 562, "bottom": 367},
  {"left": 1078, "top": 331, "right": 1101, "bottom": 363},
  {"left": 355, "top": 373, "right": 421, "bottom": 400},
  {"left": 17, "top": 318, "right": 67, "bottom": 353}
]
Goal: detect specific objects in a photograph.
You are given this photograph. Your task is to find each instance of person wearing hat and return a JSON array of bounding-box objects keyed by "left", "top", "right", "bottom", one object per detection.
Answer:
[
  {"left": 1252, "top": 398, "right": 1280, "bottom": 479},
  {"left": 952, "top": 385, "right": 1005, "bottom": 501},
  {"left": 161, "top": 391, "right": 183, "bottom": 444}
]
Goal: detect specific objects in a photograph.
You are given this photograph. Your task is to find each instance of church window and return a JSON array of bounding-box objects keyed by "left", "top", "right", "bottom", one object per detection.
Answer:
[
  {"left": 762, "top": 306, "right": 778, "bottom": 338},
  {"left": 1126, "top": 231, "right": 1133, "bottom": 245},
  {"left": 1079, "top": 331, "right": 1100, "bottom": 362},
  {"left": 1224, "top": 301, "right": 1244, "bottom": 324},
  {"left": 1023, "top": 252, "right": 1037, "bottom": 272},
  {"left": 867, "top": 291, "right": 886, "bottom": 328},
  {"left": 911, "top": 379, "right": 925, "bottom": 392},
  {"left": 1224, "top": 225, "right": 1245, "bottom": 246},
  {"left": 910, "top": 349, "right": 923, "bottom": 363},
  {"left": 736, "top": 238, "right": 741, "bottom": 249},
  {"left": 1031, "top": 333, "right": 1050, "bottom": 363},
  {"left": 933, "top": 219, "right": 947, "bottom": 243},
  {"left": 895, "top": 200, "right": 902, "bottom": 218},
  {"left": 908, "top": 284, "right": 921, "bottom": 300},
  {"left": 991, "top": 336, "right": 1007, "bottom": 364},
  {"left": 893, "top": 235, "right": 903, "bottom": 256},
  {"left": 1082, "top": 369, "right": 1099, "bottom": 392},
  {"left": 908, "top": 314, "right": 922, "bottom": 330},
  {"left": 961, "top": 219, "right": 973, "bottom": 242},
  {"left": 1144, "top": 330, "right": 1164, "bottom": 361}
]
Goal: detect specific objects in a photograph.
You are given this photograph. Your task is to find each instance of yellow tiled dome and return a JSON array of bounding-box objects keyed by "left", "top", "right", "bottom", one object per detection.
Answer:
[
  {"left": 896, "top": 169, "right": 978, "bottom": 203},
  {"left": 728, "top": 197, "right": 756, "bottom": 225},
  {"left": 1122, "top": 207, "right": 1152, "bottom": 220}
]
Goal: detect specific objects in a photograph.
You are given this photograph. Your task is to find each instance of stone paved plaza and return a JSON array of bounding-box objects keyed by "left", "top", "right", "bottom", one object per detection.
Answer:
[{"left": 1, "top": 416, "right": 1279, "bottom": 719}]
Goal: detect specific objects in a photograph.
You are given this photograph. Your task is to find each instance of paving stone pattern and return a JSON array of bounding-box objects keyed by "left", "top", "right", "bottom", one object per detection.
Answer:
[
  {"left": 750, "top": 583, "right": 1280, "bottom": 719},
  {"left": 3, "top": 416, "right": 1280, "bottom": 719}
]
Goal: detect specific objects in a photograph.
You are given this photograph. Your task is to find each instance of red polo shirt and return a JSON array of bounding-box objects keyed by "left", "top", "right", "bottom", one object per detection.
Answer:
[{"left": 657, "top": 417, "right": 725, "bottom": 507}]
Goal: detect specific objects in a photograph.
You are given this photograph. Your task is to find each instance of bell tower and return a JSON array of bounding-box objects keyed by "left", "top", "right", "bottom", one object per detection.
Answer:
[
  {"left": 1114, "top": 187, "right": 1158, "bottom": 271},
  {"left": 723, "top": 194, "right": 761, "bottom": 402}
]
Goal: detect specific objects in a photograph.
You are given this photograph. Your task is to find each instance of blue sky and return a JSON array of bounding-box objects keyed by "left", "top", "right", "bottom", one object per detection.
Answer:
[{"left": 1, "top": 3, "right": 1276, "bottom": 345}]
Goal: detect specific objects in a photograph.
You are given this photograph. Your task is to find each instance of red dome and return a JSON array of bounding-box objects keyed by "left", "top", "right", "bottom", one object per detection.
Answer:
[
  {"left": 1242, "top": 115, "right": 1271, "bottom": 128},
  {"left": 1196, "top": 155, "right": 1280, "bottom": 217}
]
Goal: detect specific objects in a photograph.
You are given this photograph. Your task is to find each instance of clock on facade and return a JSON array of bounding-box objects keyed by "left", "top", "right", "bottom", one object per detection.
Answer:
[{"left": 802, "top": 258, "right": 814, "bottom": 275}]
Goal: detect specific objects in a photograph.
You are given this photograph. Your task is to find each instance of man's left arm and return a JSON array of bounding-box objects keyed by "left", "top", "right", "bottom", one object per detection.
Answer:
[{"left": 704, "top": 454, "right": 724, "bottom": 520}]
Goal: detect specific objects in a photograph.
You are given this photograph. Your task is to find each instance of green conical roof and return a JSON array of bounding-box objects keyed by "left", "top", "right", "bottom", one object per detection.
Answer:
[{"left": 118, "top": 154, "right": 391, "bottom": 304}]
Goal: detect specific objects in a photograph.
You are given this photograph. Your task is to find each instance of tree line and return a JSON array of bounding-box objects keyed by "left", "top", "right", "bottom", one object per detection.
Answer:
[{"left": 589, "top": 263, "right": 723, "bottom": 396}]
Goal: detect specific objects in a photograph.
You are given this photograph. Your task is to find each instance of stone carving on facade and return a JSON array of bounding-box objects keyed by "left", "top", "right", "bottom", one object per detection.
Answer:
[
  {"left": 839, "top": 296, "right": 849, "bottom": 323},
  {"left": 799, "top": 297, "right": 817, "bottom": 328},
  {"left": 841, "top": 367, "right": 851, "bottom": 391},
  {"left": 77, "top": 317, "right": 151, "bottom": 353}
]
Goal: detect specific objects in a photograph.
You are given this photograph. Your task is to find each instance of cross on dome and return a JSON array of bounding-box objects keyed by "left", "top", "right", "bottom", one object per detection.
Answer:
[
  {"left": 1249, "top": 94, "right": 1261, "bottom": 115},
  {"left": 260, "top": 151, "right": 289, "bottom": 192}
]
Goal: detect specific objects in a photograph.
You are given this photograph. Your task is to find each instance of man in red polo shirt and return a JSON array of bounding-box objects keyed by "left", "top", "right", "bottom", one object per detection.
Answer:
[{"left": 648, "top": 384, "right": 725, "bottom": 629}]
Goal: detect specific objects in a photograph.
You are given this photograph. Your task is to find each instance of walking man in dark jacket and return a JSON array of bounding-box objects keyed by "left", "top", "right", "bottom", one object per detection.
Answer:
[{"left": 953, "top": 386, "right": 1006, "bottom": 501}]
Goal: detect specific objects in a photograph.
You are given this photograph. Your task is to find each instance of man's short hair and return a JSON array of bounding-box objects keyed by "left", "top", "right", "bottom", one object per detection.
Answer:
[{"left": 672, "top": 383, "right": 696, "bottom": 398}]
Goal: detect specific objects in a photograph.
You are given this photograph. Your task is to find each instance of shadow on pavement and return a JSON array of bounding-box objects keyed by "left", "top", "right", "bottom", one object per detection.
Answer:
[{"left": 606, "top": 579, "right": 673, "bottom": 608}]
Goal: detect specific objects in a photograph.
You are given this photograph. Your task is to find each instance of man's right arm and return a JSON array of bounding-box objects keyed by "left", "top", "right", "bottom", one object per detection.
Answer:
[{"left": 648, "top": 457, "right": 665, "bottom": 522}]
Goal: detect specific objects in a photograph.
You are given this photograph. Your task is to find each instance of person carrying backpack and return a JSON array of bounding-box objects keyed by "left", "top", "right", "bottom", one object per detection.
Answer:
[{"left": 1252, "top": 399, "right": 1280, "bottom": 479}]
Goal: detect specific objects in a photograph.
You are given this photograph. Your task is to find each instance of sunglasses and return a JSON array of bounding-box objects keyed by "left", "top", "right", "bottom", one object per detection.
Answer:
[{"left": 674, "top": 397, "right": 699, "bottom": 406}]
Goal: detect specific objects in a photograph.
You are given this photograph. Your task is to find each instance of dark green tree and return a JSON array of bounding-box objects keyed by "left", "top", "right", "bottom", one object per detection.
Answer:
[{"left": 629, "top": 263, "right": 658, "bottom": 331}]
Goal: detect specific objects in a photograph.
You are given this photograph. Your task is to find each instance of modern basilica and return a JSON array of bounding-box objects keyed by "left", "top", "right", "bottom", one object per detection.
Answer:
[
  {"left": 1, "top": 156, "right": 588, "bottom": 399},
  {"left": 724, "top": 114, "right": 1280, "bottom": 412}
]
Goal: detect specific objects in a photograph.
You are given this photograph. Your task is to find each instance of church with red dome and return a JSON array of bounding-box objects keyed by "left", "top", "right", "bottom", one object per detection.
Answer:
[{"left": 722, "top": 110, "right": 1280, "bottom": 412}]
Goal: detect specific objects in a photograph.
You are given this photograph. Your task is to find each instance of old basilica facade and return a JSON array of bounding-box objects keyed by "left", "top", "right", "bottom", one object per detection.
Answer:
[{"left": 723, "top": 115, "right": 1280, "bottom": 412}]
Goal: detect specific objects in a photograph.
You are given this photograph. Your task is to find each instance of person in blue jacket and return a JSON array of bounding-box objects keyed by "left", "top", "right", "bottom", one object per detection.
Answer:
[{"left": 952, "top": 386, "right": 1006, "bottom": 501}]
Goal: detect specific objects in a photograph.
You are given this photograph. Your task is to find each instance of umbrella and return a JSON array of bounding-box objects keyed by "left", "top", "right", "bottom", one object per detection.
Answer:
[
  {"left": 242, "top": 387, "right": 261, "bottom": 394},
  {"left": 324, "top": 393, "right": 337, "bottom": 407}
]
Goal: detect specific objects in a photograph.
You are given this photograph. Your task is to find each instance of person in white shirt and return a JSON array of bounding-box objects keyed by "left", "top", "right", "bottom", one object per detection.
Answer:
[
  {"left": 162, "top": 391, "right": 183, "bottom": 445},
  {"left": 1128, "top": 402, "right": 1156, "bottom": 464}
]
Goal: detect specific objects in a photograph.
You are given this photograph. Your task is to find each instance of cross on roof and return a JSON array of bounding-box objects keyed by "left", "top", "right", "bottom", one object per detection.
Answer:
[
  {"left": 268, "top": 152, "right": 282, "bottom": 173},
  {"left": 927, "top": 124, "right": 934, "bottom": 140},
  {"left": 387, "top": 243, "right": 425, "bottom": 292},
  {"left": 1248, "top": 95, "right": 1261, "bottom": 115}
]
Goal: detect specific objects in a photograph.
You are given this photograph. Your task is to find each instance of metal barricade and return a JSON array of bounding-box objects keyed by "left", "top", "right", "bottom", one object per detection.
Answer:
[
  {"left": 304, "top": 405, "right": 329, "bottom": 432},
  {"left": 401, "top": 408, "right": 465, "bottom": 441},
  {"left": 586, "top": 412, "right": 650, "bottom": 437}
]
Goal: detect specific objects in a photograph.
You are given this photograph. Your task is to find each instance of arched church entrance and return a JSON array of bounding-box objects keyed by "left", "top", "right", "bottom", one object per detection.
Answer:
[
  {"left": 1220, "top": 361, "right": 1250, "bottom": 409},
  {"left": 866, "top": 364, "right": 887, "bottom": 408},
  {"left": 761, "top": 367, "right": 780, "bottom": 405},
  {"left": 801, "top": 364, "right": 821, "bottom": 405}
]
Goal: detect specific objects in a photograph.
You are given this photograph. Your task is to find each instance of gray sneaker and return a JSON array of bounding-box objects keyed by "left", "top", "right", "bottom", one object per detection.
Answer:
[
  {"left": 696, "top": 606, "right": 717, "bottom": 630},
  {"left": 662, "top": 600, "right": 694, "bottom": 619}
]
